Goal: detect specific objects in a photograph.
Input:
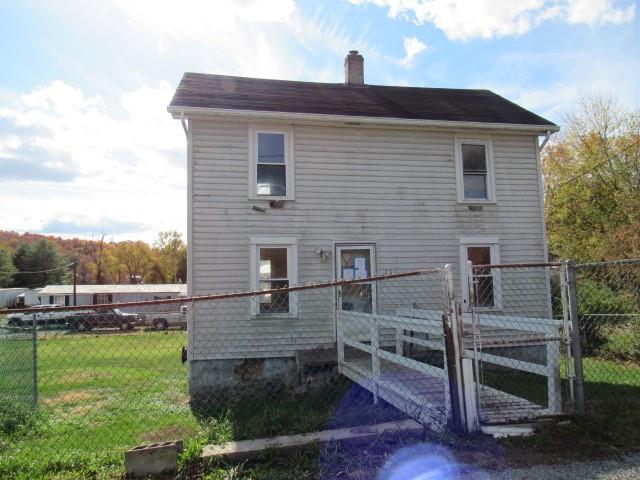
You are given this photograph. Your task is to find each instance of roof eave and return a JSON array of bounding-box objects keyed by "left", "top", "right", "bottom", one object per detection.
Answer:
[{"left": 167, "top": 105, "right": 559, "bottom": 133}]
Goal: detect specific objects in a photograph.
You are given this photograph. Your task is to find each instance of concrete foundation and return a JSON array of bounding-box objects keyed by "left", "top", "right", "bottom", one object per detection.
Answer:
[{"left": 189, "top": 348, "right": 340, "bottom": 400}]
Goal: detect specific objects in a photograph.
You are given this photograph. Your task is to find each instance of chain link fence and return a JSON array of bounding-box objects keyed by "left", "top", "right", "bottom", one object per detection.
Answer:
[
  {"left": 0, "top": 271, "right": 444, "bottom": 475},
  {"left": 187, "top": 270, "right": 451, "bottom": 440},
  {"left": 468, "top": 263, "right": 573, "bottom": 425},
  {"left": 0, "top": 323, "right": 37, "bottom": 434},
  {"left": 1, "top": 259, "right": 639, "bottom": 476},
  {"left": 574, "top": 259, "right": 640, "bottom": 415}
]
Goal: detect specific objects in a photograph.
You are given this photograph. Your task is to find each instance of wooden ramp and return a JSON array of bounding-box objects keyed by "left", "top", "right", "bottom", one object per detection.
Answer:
[
  {"left": 340, "top": 355, "right": 448, "bottom": 432},
  {"left": 337, "top": 308, "right": 561, "bottom": 432}
]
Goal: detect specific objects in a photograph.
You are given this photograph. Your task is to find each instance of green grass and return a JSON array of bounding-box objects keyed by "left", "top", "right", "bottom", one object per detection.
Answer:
[
  {"left": 0, "top": 330, "right": 399, "bottom": 479},
  {"left": 0, "top": 328, "right": 36, "bottom": 410},
  {"left": 2, "top": 328, "right": 640, "bottom": 479},
  {"left": 0, "top": 330, "right": 196, "bottom": 479},
  {"left": 581, "top": 357, "right": 640, "bottom": 414}
]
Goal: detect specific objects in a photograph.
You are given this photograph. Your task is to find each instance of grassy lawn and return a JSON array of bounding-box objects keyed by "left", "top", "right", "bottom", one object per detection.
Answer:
[
  {"left": 0, "top": 329, "right": 403, "bottom": 479},
  {"left": 1, "top": 330, "right": 198, "bottom": 478},
  {"left": 1, "top": 327, "right": 640, "bottom": 479},
  {"left": 581, "top": 357, "right": 640, "bottom": 412}
]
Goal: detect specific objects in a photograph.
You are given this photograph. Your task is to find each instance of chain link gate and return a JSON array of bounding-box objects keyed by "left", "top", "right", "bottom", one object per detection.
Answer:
[{"left": 466, "top": 262, "right": 577, "bottom": 426}]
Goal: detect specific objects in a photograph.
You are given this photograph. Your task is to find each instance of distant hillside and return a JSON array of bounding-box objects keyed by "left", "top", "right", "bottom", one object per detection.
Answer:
[
  {"left": 0, "top": 230, "right": 105, "bottom": 256},
  {"left": 0, "top": 231, "right": 124, "bottom": 284},
  {"left": 0, "top": 230, "right": 186, "bottom": 286}
]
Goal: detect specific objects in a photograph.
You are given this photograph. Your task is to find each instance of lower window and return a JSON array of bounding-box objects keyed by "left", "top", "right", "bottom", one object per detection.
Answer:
[
  {"left": 259, "top": 247, "right": 290, "bottom": 313},
  {"left": 250, "top": 237, "right": 298, "bottom": 316}
]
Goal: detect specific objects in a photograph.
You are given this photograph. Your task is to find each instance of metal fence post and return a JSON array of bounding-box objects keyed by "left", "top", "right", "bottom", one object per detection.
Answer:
[
  {"left": 371, "top": 317, "right": 380, "bottom": 404},
  {"left": 32, "top": 313, "right": 38, "bottom": 409},
  {"left": 442, "top": 264, "right": 465, "bottom": 432},
  {"left": 567, "top": 260, "right": 586, "bottom": 416}
]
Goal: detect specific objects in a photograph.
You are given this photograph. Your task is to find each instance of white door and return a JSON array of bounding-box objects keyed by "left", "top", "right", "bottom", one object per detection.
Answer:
[{"left": 335, "top": 244, "right": 376, "bottom": 313}]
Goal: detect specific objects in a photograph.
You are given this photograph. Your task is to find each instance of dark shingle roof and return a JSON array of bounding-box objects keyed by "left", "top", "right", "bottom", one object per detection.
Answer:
[{"left": 169, "top": 72, "right": 556, "bottom": 127}]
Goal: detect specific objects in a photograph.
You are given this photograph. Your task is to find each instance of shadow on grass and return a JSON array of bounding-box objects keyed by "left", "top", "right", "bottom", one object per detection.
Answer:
[{"left": 189, "top": 379, "right": 408, "bottom": 443}]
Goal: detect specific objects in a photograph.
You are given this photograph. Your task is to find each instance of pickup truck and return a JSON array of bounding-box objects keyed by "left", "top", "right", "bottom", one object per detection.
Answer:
[
  {"left": 147, "top": 306, "right": 188, "bottom": 331},
  {"left": 66, "top": 308, "right": 144, "bottom": 332}
]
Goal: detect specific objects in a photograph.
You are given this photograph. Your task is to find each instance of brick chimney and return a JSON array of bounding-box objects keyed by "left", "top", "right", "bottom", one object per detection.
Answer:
[{"left": 344, "top": 50, "right": 364, "bottom": 86}]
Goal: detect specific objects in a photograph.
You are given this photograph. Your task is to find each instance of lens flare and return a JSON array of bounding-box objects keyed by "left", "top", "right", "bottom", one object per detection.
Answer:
[{"left": 377, "top": 444, "right": 479, "bottom": 480}]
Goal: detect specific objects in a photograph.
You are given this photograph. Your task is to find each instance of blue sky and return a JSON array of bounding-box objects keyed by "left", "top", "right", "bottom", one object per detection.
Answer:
[{"left": 0, "top": 0, "right": 638, "bottom": 242}]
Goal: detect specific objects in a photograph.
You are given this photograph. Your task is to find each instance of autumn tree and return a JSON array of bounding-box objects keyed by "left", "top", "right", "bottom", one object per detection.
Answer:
[
  {"left": 154, "top": 231, "right": 187, "bottom": 283},
  {"left": 543, "top": 94, "right": 640, "bottom": 261},
  {"left": 112, "top": 241, "right": 154, "bottom": 284},
  {"left": 86, "top": 234, "right": 108, "bottom": 284},
  {"left": 0, "top": 247, "right": 15, "bottom": 287},
  {"left": 102, "top": 244, "right": 128, "bottom": 284}
]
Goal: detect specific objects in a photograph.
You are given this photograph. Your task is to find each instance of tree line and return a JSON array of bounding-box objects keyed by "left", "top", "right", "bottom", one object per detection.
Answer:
[
  {"left": 543, "top": 93, "right": 639, "bottom": 261},
  {"left": 543, "top": 93, "right": 639, "bottom": 361},
  {"left": 0, "top": 231, "right": 187, "bottom": 288}
]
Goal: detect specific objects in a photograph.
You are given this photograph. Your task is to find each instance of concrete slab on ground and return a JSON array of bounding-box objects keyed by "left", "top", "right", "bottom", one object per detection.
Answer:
[{"left": 201, "top": 419, "right": 424, "bottom": 463}]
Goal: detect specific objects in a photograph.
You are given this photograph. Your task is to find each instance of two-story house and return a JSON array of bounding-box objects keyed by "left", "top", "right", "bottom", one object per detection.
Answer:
[{"left": 168, "top": 51, "right": 558, "bottom": 397}]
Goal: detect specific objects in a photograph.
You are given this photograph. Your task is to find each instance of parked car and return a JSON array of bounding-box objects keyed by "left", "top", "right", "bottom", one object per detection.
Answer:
[
  {"left": 66, "top": 308, "right": 144, "bottom": 332},
  {"left": 6, "top": 305, "right": 88, "bottom": 329},
  {"left": 147, "top": 306, "right": 188, "bottom": 331}
]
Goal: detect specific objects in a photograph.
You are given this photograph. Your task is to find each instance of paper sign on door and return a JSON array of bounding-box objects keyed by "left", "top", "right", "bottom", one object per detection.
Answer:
[
  {"left": 354, "top": 257, "right": 368, "bottom": 279},
  {"left": 342, "top": 268, "right": 355, "bottom": 280}
]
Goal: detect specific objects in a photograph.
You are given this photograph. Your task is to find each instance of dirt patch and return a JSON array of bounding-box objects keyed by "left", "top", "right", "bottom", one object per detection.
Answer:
[
  {"left": 142, "top": 424, "right": 198, "bottom": 443},
  {"left": 68, "top": 399, "right": 112, "bottom": 416},
  {"left": 43, "top": 390, "right": 94, "bottom": 407},
  {"left": 171, "top": 392, "right": 190, "bottom": 406}
]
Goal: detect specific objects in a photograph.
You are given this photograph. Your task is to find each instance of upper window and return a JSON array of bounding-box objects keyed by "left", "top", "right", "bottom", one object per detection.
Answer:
[
  {"left": 250, "top": 128, "right": 294, "bottom": 199},
  {"left": 455, "top": 136, "right": 495, "bottom": 203},
  {"left": 250, "top": 237, "right": 298, "bottom": 316}
]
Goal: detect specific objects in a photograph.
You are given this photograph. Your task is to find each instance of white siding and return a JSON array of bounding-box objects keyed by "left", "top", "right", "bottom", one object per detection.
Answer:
[{"left": 190, "top": 120, "right": 546, "bottom": 360}]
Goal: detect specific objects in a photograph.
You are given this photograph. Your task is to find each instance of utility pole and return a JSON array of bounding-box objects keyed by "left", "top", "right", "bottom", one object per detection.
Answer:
[{"left": 73, "top": 259, "right": 77, "bottom": 306}]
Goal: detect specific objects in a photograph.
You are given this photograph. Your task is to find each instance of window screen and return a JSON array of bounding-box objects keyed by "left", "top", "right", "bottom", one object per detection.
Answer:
[
  {"left": 467, "top": 246, "right": 494, "bottom": 307},
  {"left": 258, "top": 247, "right": 289, "bottom": 313},
  {"left": 256, "top": 133, "right": 286, "bottom": 197},
  {"left": 462, "top": 143, "right": 488, "bottom": 199}
]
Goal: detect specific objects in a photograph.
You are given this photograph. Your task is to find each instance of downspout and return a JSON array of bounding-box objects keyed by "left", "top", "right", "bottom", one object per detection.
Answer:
[{"left": 180, "top": 112, "right": 188, "bottom": 139}]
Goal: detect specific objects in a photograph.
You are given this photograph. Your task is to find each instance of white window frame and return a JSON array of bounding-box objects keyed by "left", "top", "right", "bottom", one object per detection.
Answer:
[
  {"left": 94, "top": 293, "right": 110, "bottom": 304},
  {"left": 248, "top": 126, "right": 295, "bottom": 200},
  {"left": 334, "top": 243, "right": 377, "bottom": 314},
  {"left": 454, "top": 135, "right": 496, "bottom": 203},
  {"left": 52, "top": 295, "right": 67, "bottom": 306},
  {"left": 459, "top": 236, "right": 502, "bottom": 311},
  {"left": 249, "top": 236, "right": 298, "bottom": 317}
]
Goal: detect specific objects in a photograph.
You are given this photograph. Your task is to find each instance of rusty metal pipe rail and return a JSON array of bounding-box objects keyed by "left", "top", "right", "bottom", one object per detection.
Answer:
[{"left": 0, "top": 269, "right": 440, "bottom": 315}]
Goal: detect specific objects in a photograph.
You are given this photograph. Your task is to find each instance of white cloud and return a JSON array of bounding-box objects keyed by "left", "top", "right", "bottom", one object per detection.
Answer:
[
  {"left": 115, "top": 0, "right": 296, "bottom": 34},
  {"left": 0, "top": 81, "right": 186, "bottom": 241},
  {"left": 398, "top": 36, "right": 429, "bottom": 68},
  {"left": 348, "top": 0, "right": 636, "bottom": 40},
  {"left": 566, "top": 0, "right": 636, "bottom": 24},
  {"left": 110, "top": 0, "right": 372, "bottom": 83},
  {"left": 0, "top": 1, "right": 385, "bottom": 240}
]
